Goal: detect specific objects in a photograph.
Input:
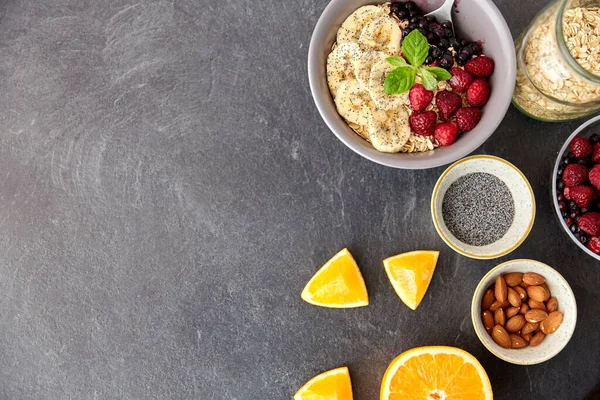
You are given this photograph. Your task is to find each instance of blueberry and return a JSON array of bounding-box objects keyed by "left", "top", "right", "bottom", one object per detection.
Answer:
[
  {"left": 580, "top": 235, "right": 588, "bottom": 244},
  {"left": 562, "top": 211, "right": 568, "bottom": 218},
  {"left": 397, "top": 9, "right": 409, "bottom": 19},
  {"left": 570, "top": 211, "right": 578, "bottom": 219},
  {"left": 426, "top": 15, "right": 436, "bottom": 22},
  {"left": 405, "top": 1, "right": 417, "bottom": 11},
  {"left": 427, "top": 33, "right": 436, "bottom": 42},
  {"left": 557, "top": 194, "right": 564, "bottom": 202},
  {"left": 460, "top": 38, "right": 469, "bottom": 46},
  {"left": 439, "top": 53, "right": 453, "bottom": 68},
  {"left": 438, "top": 38, "right": 450, "bottom": 49},
  {"left": 441, "top": 21, "right": 453, "bottom": 29},
  {"left": 456, "top": 53, "right": 469, "bottom": 65},
  {"left": 418, "top": 18, "right": 428, "bottom": 29},
  {"left": 570, "top": 201, "right": 578, "bottom": 211},
  {"left": 409, "top": 10, "right": 420, "bottom": 18},
  {"left": 430, "top": 46, "right": 443, "bottom": 59},
  {"left": 425, "top": 55, "right": 435, "bottom": 65},
  {"left": 558, "top": 168, "right": 564, "bottom": 176},
  {"left": 559, "top": 201, "right": 567, "bottom": 212},
  {"left": 450, "top": 38, "right": 460, "bottom": 48},
  {"left": 590, "top": 133, "right": 600, "bottom": 144},
  {"left": 461, "top": 46, "right": 474, "bottom": 57},
  {"left": 581, "top": 207, "right": 590, "bottom": 214},
  {"left": 558, "top": 181, "right": 565, "bottom": 190},
  {"left": 403, "top": 28, "right": 413, "bottom": 36},
  {"left": 578, "top": 158, "right": 589, "bottom": 166},
  {"left": 566, "top": 156, "right": 575, "bottom": 164},
  {"left": 408, "top": 22, "right": 417, "bottom": 29},
  {"left": 390, "top": 2, "right": 404, "bottom": 13},
  {"left": 470, "top": 43, "right": 482, "bottom": 55},
  {"left": 570, "top": 224, "right": 579, "bottom": 233},
  {"left": 417, "top": 28, "right": 428, "bottom": 36},
  {"left": 442, "top": 28, "right": 453, "bottom": 38},
  {"left": 410, "top": 16, "right": 420, "bottom": 24}
]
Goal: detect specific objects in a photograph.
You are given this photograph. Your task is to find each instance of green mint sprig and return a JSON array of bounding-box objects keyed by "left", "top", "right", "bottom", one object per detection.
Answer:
[{"left": 384, "top": 30, "right": 451, "bottom": 94}]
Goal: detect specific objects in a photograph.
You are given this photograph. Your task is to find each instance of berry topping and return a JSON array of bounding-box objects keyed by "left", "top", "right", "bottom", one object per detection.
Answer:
[
  {"left": 409, "top": 111, "right": 437, "bottom": 136},
  {"left": 466, "top": 79, "right": 491, "bottom": 107},
  {"left": 455, "top": 107, "right": 481, "bottom": 132},
  {"left": 564, "top": 187, "right": 572, "bottom": 201},
  {"left": 464, "top": 56, "right": 495, "bottom": 77},
  {"left": 448, "top": 67, "right": 473, "bottom": 93},
  {"left": 592, "top": 143, "right": 600, "bottom": 163},
  {"left": 409, "top": 84, "right": 434, "bottom": 112},
  {"left": 570, "top": 186, "right": 597, "bottom": 208},
  {"left": 434, "top": 121, "right": 460, "bottom": 146},
  {"left": 569, "top": 137, "right": 593, "bottom": 158},
  {"left": 435, "top": 90, "right": 462, "bottom": 120},
  {"left": 590, "top": 164, "right": 600, "bottom": 190},
  {"left": 562, "top": 163, "right": 588, "bottom": 187},
  {"left": 589, "top": 236, "right": 600, "bottom": 254},
  {"left": 578, "top": 212, "right": 600, "bottom": 237}
]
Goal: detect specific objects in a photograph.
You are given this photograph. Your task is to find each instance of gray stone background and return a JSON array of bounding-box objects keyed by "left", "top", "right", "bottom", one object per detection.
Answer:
[{"left": 0, "top": 0, "right": 598, "bottom": 399}]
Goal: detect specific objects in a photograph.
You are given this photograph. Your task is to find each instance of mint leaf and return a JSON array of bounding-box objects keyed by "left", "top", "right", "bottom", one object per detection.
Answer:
[
  {"left": 424, "top": 66, "right": 452, "bottom": 81},
  {"left": 420, "top": 68, "right": 438, "bottom": 91},
  {"left": 384, "top": 67, "right": 416, "bottom": 95},
  {"left": 386, "top": 56, "right": 411, "bottom": 68},
  {"left": 402, "top": 30, "right": 429, "bottom": 68}
]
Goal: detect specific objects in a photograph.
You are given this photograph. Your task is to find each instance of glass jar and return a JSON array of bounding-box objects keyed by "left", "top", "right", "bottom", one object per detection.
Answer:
[{"left": 512, "top": 0, "right": 600, "bottom": 121}]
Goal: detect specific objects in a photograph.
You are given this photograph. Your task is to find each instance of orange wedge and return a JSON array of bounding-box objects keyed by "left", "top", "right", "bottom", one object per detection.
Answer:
[
  {"left": 295, "top": 366, "right": 353, "bottom": 400},
  {"left": 383, "top": 250, "right": 439, "bottom": 310},
  {"left": 301, "top": 248, "right": 368, "bottom": 308},
  {"left": 380, "top": 346, "right": 493, "bottom": 400}
]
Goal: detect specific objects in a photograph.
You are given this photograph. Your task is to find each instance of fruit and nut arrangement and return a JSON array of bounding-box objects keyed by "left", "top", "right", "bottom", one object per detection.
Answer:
[
  {"left": 481, "top": 272, "right": 563, "bottom": 349},
  {"left": 326, "top": 1, "right": 495, "bottom": 153},
  {"left": 555, "top": 135, "right": 600, "bottom": 255}
]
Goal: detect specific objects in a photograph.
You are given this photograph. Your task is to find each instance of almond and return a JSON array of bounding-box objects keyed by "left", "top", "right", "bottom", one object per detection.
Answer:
[
  {"left": 527, "top": 285, "right": 550, "bottom": 302},
  {"left": 505, "top": 307, "right": 519, "bottom": 319},
  {"left": 506, "top": 315, "right": 526, "bottom": 332},
  {"left": 482, "top": 288, "right": 495, "bottom": 310},
  {"left": 514, "top": 286, "right": 528, "bottom": 301},
  {"left": 541, "top": 283, "right": 550, "bottom": 295},
  {"left": 492, "top": 325, "right": 511, "bottom": 348},
  {"left": 495, "top": 275, "right": 508, "bottom": 303},
  {"left": 510, "top": 334, "right": 528, "bottom": 348},
  {"left": 525, "top": 309, "right": 548, "bottom": 323},
  {"left": 503, "top": 272, "right": 523, "bottom": 287},
  {"left": 528, "top": 298, "right": 547, "bottom": 312},
  {"left": 507, "top": 288, "right": 522, "bottom": 308},
  {"left": 521, "top": 321, "right": 539, "bottom": 335},
  {"left": 540, "top": 311, "right": 563, "bottom": 334},
  {"left": 529, "top": 331, "right": 546, "bottom": 347},
  {"left": 519, "top": 303, "right": 529, "bottom": 315},
  {"left": 523, "top": 272, "right": 545, "bottom": 285},
  {"left": 546, "top": 297, "right": 558, "bottom": 313},
  {"left": 521, "top": 332, "right": 532, "bottom": 342},
  {"left": 494, "top": 308, "right": 506, "bottom": 326},
  {"left": 482, "top": 310, "right": 494, "bottom": 333},
  {"left": 489, "top": 300, "right": 510, "bottom": 312}
]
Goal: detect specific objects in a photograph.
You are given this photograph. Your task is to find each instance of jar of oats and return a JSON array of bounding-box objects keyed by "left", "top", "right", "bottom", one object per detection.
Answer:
[{"left": 513, "top": 0, "right": 600, "bottom": 121}]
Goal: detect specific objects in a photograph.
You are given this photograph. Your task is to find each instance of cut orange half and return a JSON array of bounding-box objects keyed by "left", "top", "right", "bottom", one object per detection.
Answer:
[
  {"left": 380, "top": 346, "right": 493, "bottom": 400},
  {"left": 301, "top": 248, "right": 368, "bottom": 308},
  {"left": 294, "top": 366, "right": 353, "bottom": 400},
  {"left": 383, "top": 250, "right": 439, "bottom": 310}
]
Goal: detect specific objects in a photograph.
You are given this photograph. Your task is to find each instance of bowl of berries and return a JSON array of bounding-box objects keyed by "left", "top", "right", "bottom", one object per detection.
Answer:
[
  {"left": 553, "top": 115, "right": 600, "bottom": 261},
  {"left": 308, "top": 0, "right": 516, "bottom": 169}
]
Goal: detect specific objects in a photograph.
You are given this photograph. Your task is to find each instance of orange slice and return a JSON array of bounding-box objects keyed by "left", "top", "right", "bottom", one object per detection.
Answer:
[
  {"left": 301, "top": 248, "right": 368, "bottom": 308},
  {"left": 295, "top": 366, "right": 353, "bottom": 400},
  {"left": 380, "top": 346, "right": 493, "bottom": 400},
  {"left": 383, "top": 250, "right": 439, "bottom": 310}
]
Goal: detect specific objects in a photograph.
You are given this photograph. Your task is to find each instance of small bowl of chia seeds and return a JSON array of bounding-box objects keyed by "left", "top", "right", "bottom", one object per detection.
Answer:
[{"left": 431, "top": 155, "right": 536, "bottom": 259}]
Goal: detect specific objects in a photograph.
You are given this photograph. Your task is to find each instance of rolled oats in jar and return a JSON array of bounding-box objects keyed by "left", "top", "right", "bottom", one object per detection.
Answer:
[{"left": 513, "top": 0, "right": 600, "bottom": 121}]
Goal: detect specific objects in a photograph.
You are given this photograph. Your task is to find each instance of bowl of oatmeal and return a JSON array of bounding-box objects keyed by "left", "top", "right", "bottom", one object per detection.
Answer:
[{"left": 308, "top": 0, "right": 516, "bottom": 169}]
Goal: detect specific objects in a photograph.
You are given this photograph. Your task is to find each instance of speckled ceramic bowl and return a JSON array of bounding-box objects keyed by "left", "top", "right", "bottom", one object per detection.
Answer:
[
  {"left": 431, "top": 155, "right": 535, "bottom": 259},
  {"left": 471, "top": 259, "right": 577, "bottom": 365},
  {"left": 551, "top": 115, "right": 600, "bottom": 261},
  {"left": 307, "top": 0, "right": 516, "bottom": 169}
]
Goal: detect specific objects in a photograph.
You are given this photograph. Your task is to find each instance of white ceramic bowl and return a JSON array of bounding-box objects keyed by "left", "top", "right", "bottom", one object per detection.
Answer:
[
  {"left": 307, "top": 0, "right": 516, "bottom": 169},
  {"left": 431, "top": 155, "right": 535, "bottom": 259},
  {"left": 471, "top": 259, "right": 577, "bottom": 365}
]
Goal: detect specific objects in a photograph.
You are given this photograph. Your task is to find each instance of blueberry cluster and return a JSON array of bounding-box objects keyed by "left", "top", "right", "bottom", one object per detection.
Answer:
[{"left": 390, "top": 0, "right": 483, "bottom": 69}]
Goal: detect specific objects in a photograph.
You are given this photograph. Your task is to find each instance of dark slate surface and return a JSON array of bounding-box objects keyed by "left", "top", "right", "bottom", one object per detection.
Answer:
[{"left": 0, "top": 0, "right": 598, "bottom": 399}]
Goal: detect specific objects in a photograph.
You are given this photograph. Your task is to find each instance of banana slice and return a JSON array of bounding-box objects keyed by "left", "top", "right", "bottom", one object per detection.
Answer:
[
  {"left": 368, "top": 59, "right": 408, "bottom": 110},
  {"left": 354, "top": 51, "right": 387, "bottom": 90},
  {"left": 358, "top": 16, "right": 402, "bottom": 55},
  {"left": 327, "top": 42, "right": 362, "bottom": 97},
  {"left": 334, "top": 79, "right": 373, "bottom": 126},
  {"left": 368, "top": 108, "right": 411, "bottom": 153},
  {"left": 337, "top": 5, "right": 386, "bottom": 44}
]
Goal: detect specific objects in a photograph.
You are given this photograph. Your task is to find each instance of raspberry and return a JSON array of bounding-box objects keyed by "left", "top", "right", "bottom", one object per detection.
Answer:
[
  {"left": 466, "top": 79, "right": 491, "bottom": 107},
  {"left": 590, "top": 164, "right": 600, "bottom": 190},
  {"left": 562, "top": 164, "right": 588, "bottom": 187},
  {"left": 569, "top": 137, "right": 593, "bottom": 158},
  {"left": 455, "top": 108, "right": 481, "bottom": 132},
  {"left": 564, "top": 187, "right": 572, "bottom": 201},
  {"left": 434, "top": 121, "right": 460, "bottom": 146},
  {"left": 570, "top": 186, "right": 597, "bottom": 208},
  {"left": 409, "top": 84, "right": 434, "bottom": 112},
  {"left": 435, "top": 90, "right": 462, "bottom": 120},
  {"left": 578, "top": 212, "right": 600, "bottom": 236},
  {"left": 448, "top": 67, "right": 473, "bottom": 93},
  {"left": 409, "top": 111, "right": 437, "bottom": 136},
  {"left": 464, "top": 56, "right": 495, "bottom": 77},
  {"left": 592, "top": 143, "right": 600, "bottom": 163},
  {"left": 589, "top": 236, "right": 600, "bottom": 254}
]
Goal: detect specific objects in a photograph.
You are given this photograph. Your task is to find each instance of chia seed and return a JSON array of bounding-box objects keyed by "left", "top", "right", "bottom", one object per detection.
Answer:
[{"left": 442, "top": 172, "right": 515, "bottom": 246}]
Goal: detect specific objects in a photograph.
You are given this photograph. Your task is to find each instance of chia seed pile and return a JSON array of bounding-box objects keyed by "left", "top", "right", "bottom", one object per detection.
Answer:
[{"left": 442, "top": 173, "right": 515, "bottom": 246}]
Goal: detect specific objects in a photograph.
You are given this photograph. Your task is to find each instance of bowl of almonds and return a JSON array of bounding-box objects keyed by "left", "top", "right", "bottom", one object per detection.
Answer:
[{"left": 471, "top": 259, "right": 577, "bottom": 365}]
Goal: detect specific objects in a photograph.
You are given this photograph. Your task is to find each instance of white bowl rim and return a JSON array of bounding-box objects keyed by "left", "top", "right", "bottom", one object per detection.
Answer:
[
  {"left": 307, "top": 0, "right": 517, "bottom": 169},
  {"left": 551, "top": 114, "right": 600, "bottom": 261},
  {"left": 471, "top": 259, "right": 578, "bottom": 365},
  {"left": 431, "top": 155, "right": 536, "bottom": 259}
]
